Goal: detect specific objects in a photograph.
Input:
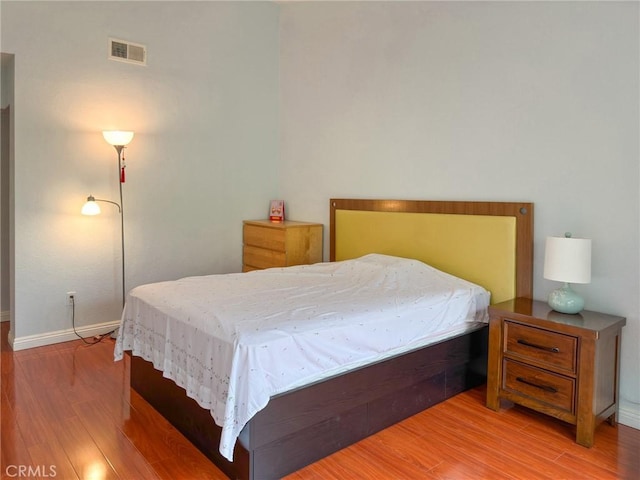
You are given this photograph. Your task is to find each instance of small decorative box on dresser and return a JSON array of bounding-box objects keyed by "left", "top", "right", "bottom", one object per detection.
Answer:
[
  {"left": 486, "top": 298, "right": 625, "bottom": 447},
  {"left": 243, "top": 220, "right": 323, "bottom": 272}
]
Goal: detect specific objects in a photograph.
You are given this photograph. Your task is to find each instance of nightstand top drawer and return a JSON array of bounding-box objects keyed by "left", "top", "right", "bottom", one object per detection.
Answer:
[{"left": 504, "top": 320, "right": 577, "bottom": 374}]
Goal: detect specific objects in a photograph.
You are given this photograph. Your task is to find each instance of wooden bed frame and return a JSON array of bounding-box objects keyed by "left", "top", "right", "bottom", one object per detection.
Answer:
[{"left": 130, "top": 199, "right": 533, "bottom": 479}]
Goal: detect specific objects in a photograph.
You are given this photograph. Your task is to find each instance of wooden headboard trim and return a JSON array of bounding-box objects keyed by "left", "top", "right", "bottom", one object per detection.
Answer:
[{"left": 329, "top": 199, "right": 533, "bottom": 300}]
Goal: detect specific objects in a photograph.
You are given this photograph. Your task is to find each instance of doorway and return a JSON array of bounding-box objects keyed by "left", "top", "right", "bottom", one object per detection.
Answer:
[
  {"left": 1, "top": 52, "right": 15, "bottom": 341},
  {"left": 1, "top": 107, "right": 9, "bottom": 323}
]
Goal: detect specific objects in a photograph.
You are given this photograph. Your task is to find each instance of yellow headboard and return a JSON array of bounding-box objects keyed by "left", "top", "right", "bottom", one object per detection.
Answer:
[{"left": 330, "top": 199, "right": 533, "bottom": 304}]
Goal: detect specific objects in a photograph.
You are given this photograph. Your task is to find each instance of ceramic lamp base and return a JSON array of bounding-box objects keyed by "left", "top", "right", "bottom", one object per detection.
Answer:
[{"left": 548, "top": 283, "right": 585, "bottom": 314}]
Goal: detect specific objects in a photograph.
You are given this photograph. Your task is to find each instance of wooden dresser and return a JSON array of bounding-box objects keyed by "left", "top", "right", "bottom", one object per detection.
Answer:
[
  {"left": 486, "top": 298, "right": 625, "bottom": 447},
  {"left": 243, "top": 220, "right": 323, "bottom": 272}
]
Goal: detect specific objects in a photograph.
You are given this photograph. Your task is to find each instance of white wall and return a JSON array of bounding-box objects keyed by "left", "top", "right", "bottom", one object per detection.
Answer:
[
  {"left": 1, "top": 1, "right": 280, "bottom": 340},
  {"left": 279, "top": 1, "right": 639, "bottom": 425}
]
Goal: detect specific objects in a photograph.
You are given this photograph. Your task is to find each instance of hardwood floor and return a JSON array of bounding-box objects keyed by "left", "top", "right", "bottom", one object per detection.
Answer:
[{"left": 1, "top": 321, "right": 638, "bottom": 479}]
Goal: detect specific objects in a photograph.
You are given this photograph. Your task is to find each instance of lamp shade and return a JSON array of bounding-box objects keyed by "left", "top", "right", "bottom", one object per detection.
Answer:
[
  {"left": 543, "top": 235, "right": 591, "bottom": 284},
  {"left": 103, "top": 130, "right": 134, "bottom": 146},
  {"left": 81, "top": 196, "right": 101, "bottom": 215}
]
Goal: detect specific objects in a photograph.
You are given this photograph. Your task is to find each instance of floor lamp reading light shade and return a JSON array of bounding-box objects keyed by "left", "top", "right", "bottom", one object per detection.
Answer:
[
  {"left": 81, "top": 195, "right": 101, "bottom": 215},
  {"left": 543, "top": 233, "right": 591, "bottom": 314},
  {"left": 82, "top": 195, "right": 121, "bottom": 215}
]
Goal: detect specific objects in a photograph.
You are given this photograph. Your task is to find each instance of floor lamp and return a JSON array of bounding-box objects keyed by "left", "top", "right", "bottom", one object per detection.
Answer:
[{"left": 82, "top": 130, "right": 134, "bottom": 309}]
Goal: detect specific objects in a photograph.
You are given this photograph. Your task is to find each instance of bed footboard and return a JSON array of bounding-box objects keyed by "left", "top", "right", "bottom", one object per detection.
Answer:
[{"left": 129, "top": 325, "right": 488, "bottom": 480}]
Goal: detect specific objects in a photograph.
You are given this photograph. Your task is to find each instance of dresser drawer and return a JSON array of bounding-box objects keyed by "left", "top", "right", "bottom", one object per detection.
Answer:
[
  {"left": 504, "top": 320, "right": 577, "bottom": 374},
  {"left": 503, "top": 359, "right": 575, "bottom": 414},
  {"left": 243, "top": 224, "right": 287, "bottom": 252},
  {"left": 243, "top": 245, "right": 285, "bottom": 270}
]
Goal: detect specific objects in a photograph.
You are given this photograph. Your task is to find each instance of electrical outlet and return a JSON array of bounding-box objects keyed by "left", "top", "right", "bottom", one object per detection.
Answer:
[{"left": 67, "top": 291, "right": 76, "bottom": 305}]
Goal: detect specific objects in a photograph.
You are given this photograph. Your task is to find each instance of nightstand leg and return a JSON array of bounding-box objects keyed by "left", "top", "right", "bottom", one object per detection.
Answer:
[
  {"left": 486, "top": 395, "right": 501, "bottom": 411},
  {"left": 486, "top": 318, "right": 502, "bottom": 411},
  {"left": 576, "top": 422, "right": 595, "bottom": 448},
  {"left": 606, "top": 412, "right": 617, "bottom": 426},
  {"left": 576, "top": 337, "right": 596, "bottom": 448}
]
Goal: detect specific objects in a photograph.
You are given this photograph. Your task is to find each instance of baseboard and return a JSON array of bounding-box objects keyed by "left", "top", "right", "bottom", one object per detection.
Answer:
[
  {"left": 619, "top": 400, "right": 640, "bottom": 431},
  {"left": 10, "top": 320, "right": 120, "bottom": 351},
  {"left": 0, "top": 310, "right": 9, "bottom": 322}
]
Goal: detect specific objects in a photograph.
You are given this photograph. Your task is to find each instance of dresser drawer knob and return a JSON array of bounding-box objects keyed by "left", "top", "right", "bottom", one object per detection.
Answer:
[
  {"left": 517, "top": 339, "right": 560, "bottom": 353},
  {"left": 516, "top": 376, "right": 558, "bottom": 394}
]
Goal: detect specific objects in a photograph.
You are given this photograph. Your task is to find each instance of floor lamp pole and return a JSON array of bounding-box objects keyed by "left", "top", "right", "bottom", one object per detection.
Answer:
[{"left": 115, "top": 145, "right": 126, "bottom": 309}]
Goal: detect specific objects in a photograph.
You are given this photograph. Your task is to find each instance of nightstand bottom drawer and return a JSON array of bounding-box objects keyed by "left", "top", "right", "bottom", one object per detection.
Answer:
[{"left": 503, "top": 360, "right": 575, "bottom": 413}]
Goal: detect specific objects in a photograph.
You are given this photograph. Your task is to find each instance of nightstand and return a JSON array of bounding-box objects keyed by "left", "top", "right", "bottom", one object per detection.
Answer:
[
  {"left": 486, "top": 298, "right": 625, "bottom": 447},
  {"left": 243, "top": 220, "right": 323, "bottom": 271}
]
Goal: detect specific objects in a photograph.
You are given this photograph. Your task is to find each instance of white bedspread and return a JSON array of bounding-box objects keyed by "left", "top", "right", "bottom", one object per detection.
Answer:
[{"left": 114, "top": 254, "right": 490, "bottom": 461}]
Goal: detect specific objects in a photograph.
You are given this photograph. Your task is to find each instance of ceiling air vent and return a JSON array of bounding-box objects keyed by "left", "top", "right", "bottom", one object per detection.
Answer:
[{"left": 108, "top": 38, "right": 147, "bottom": 66}]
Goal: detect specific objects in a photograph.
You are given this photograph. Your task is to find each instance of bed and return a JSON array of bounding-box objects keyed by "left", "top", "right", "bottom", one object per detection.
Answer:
[{"left": 119, "top": 198, "right": 533, "bottom": 479}]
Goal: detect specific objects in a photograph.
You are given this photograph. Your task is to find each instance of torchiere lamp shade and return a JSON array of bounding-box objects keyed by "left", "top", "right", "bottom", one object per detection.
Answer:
[{"left": 103, "top": 130, "right": 134, "bottom": 146}]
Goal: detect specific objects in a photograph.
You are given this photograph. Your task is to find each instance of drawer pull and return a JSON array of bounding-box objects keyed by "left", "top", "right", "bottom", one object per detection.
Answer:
[
  {"left": 517, "top": 339, "right": 560, "bottom": 353},
  {"left": 516, "top": 376, "right": 558, "bottom": 394}
]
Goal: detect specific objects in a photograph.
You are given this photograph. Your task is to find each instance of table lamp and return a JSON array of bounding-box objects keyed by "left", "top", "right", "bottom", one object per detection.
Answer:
[{"left": 543, "top": 233, "right": 591, "bottom": 314}]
